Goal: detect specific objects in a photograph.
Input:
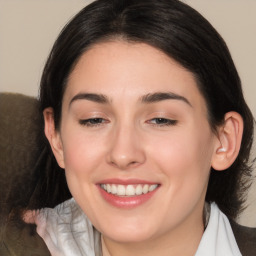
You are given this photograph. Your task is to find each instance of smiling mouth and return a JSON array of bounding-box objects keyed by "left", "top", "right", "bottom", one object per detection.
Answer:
[{"left": 100, "top": 184, "right": 159, "bottom": 197}]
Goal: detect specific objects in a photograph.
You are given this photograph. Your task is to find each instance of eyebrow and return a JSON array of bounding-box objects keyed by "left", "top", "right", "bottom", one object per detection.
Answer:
[
  {"left": 140, "top": 92, "right": 192, "bottom": 106},
  {"left": 69, "top": 93, "right": 110, "bottom": 107},
  {"left": 69, "top": 91, "right": 192, "bottom": 107}
]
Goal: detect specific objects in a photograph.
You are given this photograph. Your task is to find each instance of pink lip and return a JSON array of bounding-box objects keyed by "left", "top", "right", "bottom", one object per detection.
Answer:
[{"left": 97, "top": 179, "right": 160, "bottom": 209}]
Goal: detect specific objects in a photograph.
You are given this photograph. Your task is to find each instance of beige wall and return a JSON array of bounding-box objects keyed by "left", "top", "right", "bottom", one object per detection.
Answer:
[
  {"left": 0, "top": 0, "right": 93, "bottom": 96},
  {"left": 0, "top": 0, "right": 255, "bottom": 226}
]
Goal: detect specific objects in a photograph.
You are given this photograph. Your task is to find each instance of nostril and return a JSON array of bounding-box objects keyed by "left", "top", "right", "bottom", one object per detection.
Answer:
[{"left": 109, "top": 159, "right": 140, "bottom": 170}]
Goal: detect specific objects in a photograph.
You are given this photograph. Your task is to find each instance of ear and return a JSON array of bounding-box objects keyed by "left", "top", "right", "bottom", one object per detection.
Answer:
[
  {"left": 211, "top": 111, "right": 243, "bottom": 171},
  {"left": 43, "top": 108, "right": 65, "bottom": 169}
]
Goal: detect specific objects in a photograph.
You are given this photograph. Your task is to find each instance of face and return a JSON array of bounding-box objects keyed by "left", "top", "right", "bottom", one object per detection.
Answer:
[{"left": 50, "top": 41, "right": 219, "bottom": 243}]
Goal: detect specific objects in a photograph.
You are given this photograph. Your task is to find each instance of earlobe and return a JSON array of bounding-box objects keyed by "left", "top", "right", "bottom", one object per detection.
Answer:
[
  {"left": 43, "top": 108, "right": 65, "bottom": 169},
  {"left": 211, "top": 112, "right": 243, "bottom": 171}
]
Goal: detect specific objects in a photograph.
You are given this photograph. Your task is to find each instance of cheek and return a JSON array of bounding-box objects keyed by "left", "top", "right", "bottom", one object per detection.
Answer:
[
  {"left": 149, "top": 126, "right": 214, "bottom": 187},
  {"left": 61, "top": 128, "right": 107, "bottom": 177},
  {"left": 60, "top": 128, "right": 108, "bottom": 209}
]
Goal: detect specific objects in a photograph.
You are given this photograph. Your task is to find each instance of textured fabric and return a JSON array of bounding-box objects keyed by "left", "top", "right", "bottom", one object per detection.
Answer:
[
  {"left": 229, "top": 219, "right": 256, "bottom": 256},
  {"left": 0, "top": 93, "right": 45, "bottom": 216},
  {"left": 0, "top": 221, "right": 51, "bottom": 256},
  {"left": 0, "top": 92, "right": 71, "bottom": 214},
  {"left": 0, "top": 92, "right": 51, "bottom": 256},
  {"left": 35, "top": 199, "right": 102, "bottom": 256},
  {"left": 35, "top": 199, "right": 242, "bottom": 256},
  {"left": 196, "top": 203, "right": 241, "bottom": 256}
]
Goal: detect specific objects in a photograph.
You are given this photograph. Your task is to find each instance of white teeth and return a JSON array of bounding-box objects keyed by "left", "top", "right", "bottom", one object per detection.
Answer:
[
  {"left": 117, "top": 185, "right": 126, "bottom": 196},
  {"left": 111, "top": 184, "right": 117, "bottom": 195},
  {"left": 135, "top": 184, "right": 143, "bottom": 195},
  {"left": 142, "top": 184, "right": 149, "bottom": 194},
  {"left": 126, "top": 185, "right": 135, "bottom": 196},
  {"left": 101, "top": 183, "right": 158, "bottom": 196},
  {"left": 149, "top": 184, "right": 158, "bottom": 192},
  {"left": 107, "top": 184, "right": 111, "bottom": 193}
]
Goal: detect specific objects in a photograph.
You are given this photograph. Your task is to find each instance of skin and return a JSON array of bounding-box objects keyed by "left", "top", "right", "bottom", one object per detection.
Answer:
[{"left": 43, "top": 41, "right": 243, "bottom": 256}]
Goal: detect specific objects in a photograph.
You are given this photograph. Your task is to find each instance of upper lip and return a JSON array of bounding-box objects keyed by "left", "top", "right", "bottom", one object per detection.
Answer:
[{"left": 97, "top": 178, "right": 160, "bottom": 185}]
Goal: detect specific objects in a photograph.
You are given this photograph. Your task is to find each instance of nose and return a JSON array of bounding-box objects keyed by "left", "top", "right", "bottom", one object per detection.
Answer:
[{"left": 106, "top": 123, "right": 146, "bottom": 170}]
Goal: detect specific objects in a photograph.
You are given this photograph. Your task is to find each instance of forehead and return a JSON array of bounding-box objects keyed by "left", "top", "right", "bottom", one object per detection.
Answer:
[{"left": 64, "top": 41, "right": 207, "bottom": 112}]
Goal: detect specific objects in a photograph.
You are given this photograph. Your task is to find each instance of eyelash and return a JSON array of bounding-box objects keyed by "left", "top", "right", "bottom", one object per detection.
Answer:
[
  {"left": 79, "top": 117, "right": 177, "bottom": 127},
  {"left": 79, "top": 118, "right": 107, "bottom": 127},
  {"left": 147, "top": 118, "right": 177, "bottom": 126}
]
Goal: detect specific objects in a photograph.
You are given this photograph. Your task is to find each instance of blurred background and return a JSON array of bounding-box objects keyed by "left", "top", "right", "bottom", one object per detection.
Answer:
[{"left": 0, "top": 0, "right": 255, "bottom": 226}]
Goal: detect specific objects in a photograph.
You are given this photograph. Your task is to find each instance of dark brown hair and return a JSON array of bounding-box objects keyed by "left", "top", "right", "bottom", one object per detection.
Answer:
[{"left": 39, "top": 0, "right": 254, "bottom": 219}]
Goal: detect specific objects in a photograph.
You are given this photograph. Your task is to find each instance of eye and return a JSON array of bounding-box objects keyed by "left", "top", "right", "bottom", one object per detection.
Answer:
[
  {"left": 148, "top": 118, "right": 177, "bottom": 126},
  {"left": 79, "top": 118, "right": 108, "bottom": 127}
]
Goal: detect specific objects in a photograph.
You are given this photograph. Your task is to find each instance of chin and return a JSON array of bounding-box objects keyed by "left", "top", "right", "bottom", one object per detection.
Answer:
[
  {"left": 98, "top": 218, "right": 157, "bottom": 243},
  {"left": 104, "top": 229, "right": 154, "bottom": 243}
]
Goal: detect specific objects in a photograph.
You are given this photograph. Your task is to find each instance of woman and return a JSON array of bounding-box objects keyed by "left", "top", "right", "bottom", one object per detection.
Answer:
[{"left": 23, "top": 0, "right": 255, "bottom": 255}]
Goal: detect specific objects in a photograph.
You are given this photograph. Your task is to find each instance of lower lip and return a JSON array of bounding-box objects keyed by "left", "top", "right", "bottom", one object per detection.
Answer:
[{"left": 98, "top": 186, "right": 159, "bottom": 209}]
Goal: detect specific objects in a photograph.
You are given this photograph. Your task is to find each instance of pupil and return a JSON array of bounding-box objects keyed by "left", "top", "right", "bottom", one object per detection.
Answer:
[
  {"left": 91, "top": 118, "right": 102, "bottom": 123},
  {"left": 156, "top": 118, "right": 166, "bottom": 124}
]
